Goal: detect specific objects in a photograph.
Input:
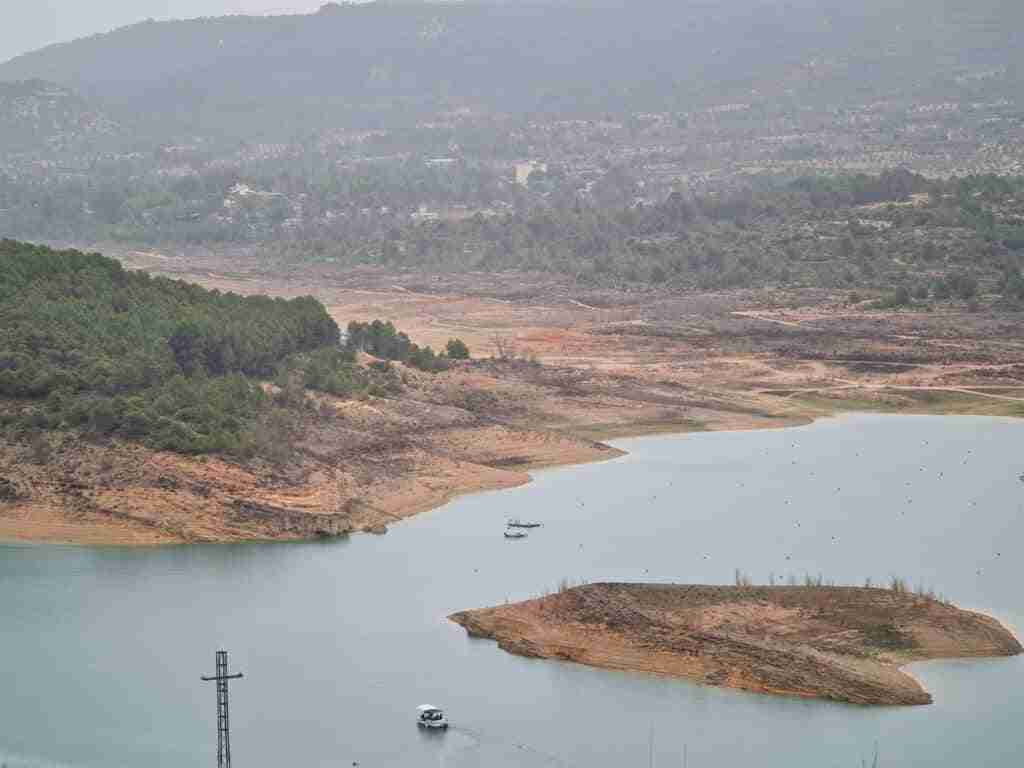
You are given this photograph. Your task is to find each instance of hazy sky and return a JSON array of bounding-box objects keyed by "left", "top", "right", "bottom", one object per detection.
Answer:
[{"left": 0, "top": 2, "right": 327, "bottom": 64}]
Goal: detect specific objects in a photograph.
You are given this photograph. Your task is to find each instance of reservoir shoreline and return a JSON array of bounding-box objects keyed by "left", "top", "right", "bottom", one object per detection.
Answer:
[
  {"left": 449, "top": 583, "right": 1023, "bottom": 706},
  {"left": 0, "top": 410, "right": 808, "bottom": 547},
  {"left": 4, "top": 413, "right": 1024, "bottom": 767},
  {"left": 3, "top": 403, "right": 1021, "bottom": 547}
]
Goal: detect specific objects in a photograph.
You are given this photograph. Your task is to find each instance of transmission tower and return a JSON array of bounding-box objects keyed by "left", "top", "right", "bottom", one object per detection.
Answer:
[{"left": 201, "top": 650, "right": 244, "bottom": 768}]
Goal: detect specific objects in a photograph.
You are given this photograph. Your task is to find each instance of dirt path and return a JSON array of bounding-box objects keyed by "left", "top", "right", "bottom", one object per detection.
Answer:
[
  {"left": 731, "top": 310, "right": 810, "bottom": 328},
  {"left": 757, "top": 384, "right": 1024, "bottom": 403}
]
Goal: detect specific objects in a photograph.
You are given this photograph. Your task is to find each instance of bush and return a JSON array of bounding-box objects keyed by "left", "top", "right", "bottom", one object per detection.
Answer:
[
  {"left": 445, "top": 338, "right": 470, "bottom": 360},
  {"left": 871, "top": 286, "right": 912, "bottom": 309},
  {"left": 1003, "top": 273, "right": 1024, "bottom": 300},
  {"left": 348, "top": 319, "right": 453, "bottom": 372},
  {"left": 949, "top": 273, "right": 979, "bottom": 300}
]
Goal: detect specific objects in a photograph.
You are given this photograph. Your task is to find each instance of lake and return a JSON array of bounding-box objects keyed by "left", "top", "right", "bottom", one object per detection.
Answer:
[{"left": 2, "top": 414, "right": 1022, "bottom": 768}]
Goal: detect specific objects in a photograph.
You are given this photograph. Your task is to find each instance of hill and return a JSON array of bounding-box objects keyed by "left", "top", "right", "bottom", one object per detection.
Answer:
[
  {"left": 0, "top": 79, "right": 118, "bottom": 153},
  {"left": 0, "top": 239, "right": 348, "bottom": 457},
  {"left": 1, "top": 1, "right": 1021, "bottom": 144},
  {"left": 2, "top": 1, "right": 1023, "bottom": 281},
  {"left": 257, "top": 170, "right": 1024, "bottom": 302},
  {"left": 0, "top": 241, "right": 637, "bottom": 545}
]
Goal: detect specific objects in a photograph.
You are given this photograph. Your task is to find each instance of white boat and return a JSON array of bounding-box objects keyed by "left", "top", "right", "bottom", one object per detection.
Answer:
[
  {"left": 504, "top": 530, "right": 528, "bottom": 539},
  {"left": 416, "top": 704, "right": 449, "bottom": 730}
]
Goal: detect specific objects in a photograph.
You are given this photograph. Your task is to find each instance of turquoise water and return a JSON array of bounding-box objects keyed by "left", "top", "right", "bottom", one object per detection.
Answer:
[{"left": 1, "top": 414, "right": 1022, "bottom": 767}]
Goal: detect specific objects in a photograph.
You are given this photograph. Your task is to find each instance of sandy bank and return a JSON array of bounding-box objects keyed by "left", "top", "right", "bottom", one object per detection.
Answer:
[{"left": 450, "top": 583, "right": 1022, "bottom": 706}]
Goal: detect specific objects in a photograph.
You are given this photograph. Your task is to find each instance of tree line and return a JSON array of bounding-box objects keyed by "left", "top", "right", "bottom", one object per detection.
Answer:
[
  {"left": 4, "top": 169, "right": 1023, "bottom": 305},
  {"left": 0, "top": 241, "right": 452, "bottom": 459},
  {"left": 346, "top": 319, "right": 469, "bottom": 373}
]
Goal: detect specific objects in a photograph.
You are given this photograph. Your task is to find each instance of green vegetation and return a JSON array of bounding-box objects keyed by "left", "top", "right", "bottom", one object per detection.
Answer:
[
  {"left": 12, "top": 166, "right": 1024, "bottom": 307},
  {"left": 445, "top": 338, "right": 470, "bottom": 360},
  {"left": 331, "top": 171, "right": 1023, "bottom": 297},
  {"left": 346, "top": 320, "right": 469, "bottom": 373},
  {"left": 3, "top": 1, "right": 1020, "bottom": 145},
  {"left": 0, "top": 240, "right": 413, "bottom": 458},
  {"left": 3, "top": 3, "right": 1023, "bottom": 314},
  {"left": 737, "top": 570, "right": 949, "bottom": 605}
]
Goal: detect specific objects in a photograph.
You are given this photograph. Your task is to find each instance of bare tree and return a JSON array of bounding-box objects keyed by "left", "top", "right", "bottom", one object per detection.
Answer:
[{"left": 492, "top": 333, "right": 515, "bottom": 361}]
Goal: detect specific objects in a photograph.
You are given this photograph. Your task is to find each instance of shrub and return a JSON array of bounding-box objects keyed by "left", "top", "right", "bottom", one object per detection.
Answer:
[
  {"left": 348, "top": 319, "right": 453, "bottom": 372},
  {"left": 871, "top": 286, "right": 912, "bottom": 309},
  {"left": 446, "top": 338, "right": 470, "bottom": 360}
]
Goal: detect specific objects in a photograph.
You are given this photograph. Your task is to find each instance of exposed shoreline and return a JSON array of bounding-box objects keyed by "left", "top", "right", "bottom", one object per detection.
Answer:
[
  {"left": 0, "top": 428, "right": 621, "bottom": 547},
  {"left": 4, "top": 254, "right": 1024, "bottom": 547},
  {"left": 449, "top": 583, "right": 1024, "bottom": 706},
  {"left": 0, "top": 405, "right": 1012, "bottom": 548}
]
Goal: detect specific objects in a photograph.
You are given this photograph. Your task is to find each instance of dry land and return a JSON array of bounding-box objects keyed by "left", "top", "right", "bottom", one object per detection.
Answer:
[
  {"left": 3, "top": 251, "right": 1024, "bottom": 545},
  {"left": 450, "top": 583, "right": 1023, "bottom": 706}
]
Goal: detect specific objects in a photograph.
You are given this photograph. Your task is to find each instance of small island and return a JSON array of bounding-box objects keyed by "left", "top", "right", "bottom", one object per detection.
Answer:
[{"left": 449, "top": 583, "right": 1022, "bottom": 706}]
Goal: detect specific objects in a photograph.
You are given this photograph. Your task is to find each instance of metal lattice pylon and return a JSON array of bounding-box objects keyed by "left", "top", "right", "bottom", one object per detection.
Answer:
[{"left": 201, "top": 650, "right": 244, "bottom": 768}]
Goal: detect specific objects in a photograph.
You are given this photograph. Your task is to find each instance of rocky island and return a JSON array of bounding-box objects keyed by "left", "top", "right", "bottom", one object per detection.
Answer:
[{"left": 450, "top": 582, "right": 1022, "bottom": 706}]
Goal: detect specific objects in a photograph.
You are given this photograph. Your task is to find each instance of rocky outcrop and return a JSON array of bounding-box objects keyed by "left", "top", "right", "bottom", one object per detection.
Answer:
[
  {"left": 451, "top": 583, "right": 1023, "bottom": 706},
  {"left": 229, "top": 500, "right": 352, "bottom": 538}
]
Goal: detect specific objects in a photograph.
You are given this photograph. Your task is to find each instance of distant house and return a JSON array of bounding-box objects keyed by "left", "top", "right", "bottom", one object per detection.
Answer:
[{"left": 515, "top": 160, "right": 547, "bottom": 187}]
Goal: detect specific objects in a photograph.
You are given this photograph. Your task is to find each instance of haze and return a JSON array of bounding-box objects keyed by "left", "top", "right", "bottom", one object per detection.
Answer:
[
  {"left": 2, "top": 0, "right": 1024, "bottom": 765},
  {"left": 0, "top": 1, "right": 324, "bottom": 63}
]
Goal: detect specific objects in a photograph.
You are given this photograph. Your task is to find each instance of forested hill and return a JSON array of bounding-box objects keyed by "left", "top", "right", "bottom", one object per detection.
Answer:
[
  {"left": 0, "top": 79, "right": 119, "bottom": 153},
  {"left": 1, "top": 0, "right": 1020, "bottom": 143},
  {"left": 0, "top": 240, "right": 346, "bottom": 457}
]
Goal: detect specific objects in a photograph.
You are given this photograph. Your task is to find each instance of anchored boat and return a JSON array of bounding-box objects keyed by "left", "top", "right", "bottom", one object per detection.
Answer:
[
  {"left": 507, "top": 519, "right": 542, "bottom": 529},
  {"left": 416, "top": 705, "right": 449, "bottom": 730}
]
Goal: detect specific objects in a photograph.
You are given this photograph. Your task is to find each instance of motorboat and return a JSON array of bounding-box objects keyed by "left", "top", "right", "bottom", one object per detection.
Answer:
[
  {"left": 504, "top": 530, "right": 528, "bottom": 539},
  {"left": 416, "top": 705, "right": 449, "bottom": 730},
  {"left": 507, "top": 519, "right": 542, "bottom": 529}
]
